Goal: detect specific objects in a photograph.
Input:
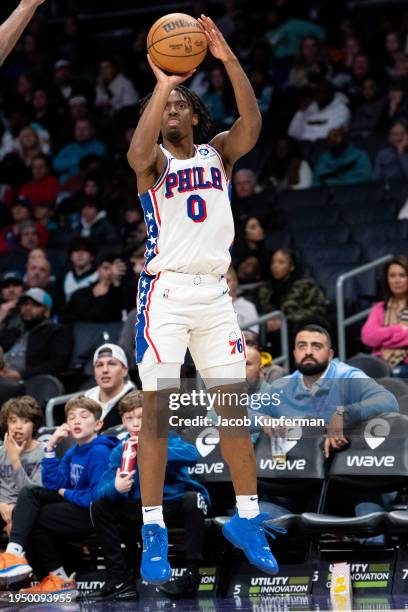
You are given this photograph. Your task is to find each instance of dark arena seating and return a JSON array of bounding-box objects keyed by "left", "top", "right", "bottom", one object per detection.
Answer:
[{"left": 2, "top": 0, "right": 408, "bottom": 608}]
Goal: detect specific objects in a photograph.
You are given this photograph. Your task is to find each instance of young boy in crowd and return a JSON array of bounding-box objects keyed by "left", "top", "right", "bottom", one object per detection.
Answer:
[
  {"left": 90, "top": 390, "right": 210, "bottom": 601},
  {"left": 0, "top": 396, "right": 44, "bottom": 536},
  {"left": 0, "top": 396, "right": 116, "bottom": 597}
]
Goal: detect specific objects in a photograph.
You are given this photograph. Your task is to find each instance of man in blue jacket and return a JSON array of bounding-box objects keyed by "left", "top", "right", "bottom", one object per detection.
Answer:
[
  {"left": 0, "top": 396, "right": 116, "bottom": 597},
  {"left": 90, "top": 390, "right": 210, "bottom": 601},
  {"left": 249, "top": 324, "right": 399, "bottom": 454}
]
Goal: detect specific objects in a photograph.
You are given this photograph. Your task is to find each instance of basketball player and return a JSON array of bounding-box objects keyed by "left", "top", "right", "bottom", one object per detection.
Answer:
[{"left": 128, "top": 15, "right": 285, "bottom": 586}]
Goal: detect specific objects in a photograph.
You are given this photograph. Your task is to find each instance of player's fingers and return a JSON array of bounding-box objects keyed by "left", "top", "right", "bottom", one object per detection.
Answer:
[{"left": 323, "top": 437, "right": 331, "bottom": 458}]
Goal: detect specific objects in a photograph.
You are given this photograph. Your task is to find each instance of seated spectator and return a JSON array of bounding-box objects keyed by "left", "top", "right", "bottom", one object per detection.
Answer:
[
  {"left": 0, "top": 396, "right": 116, "bottom": 596},
  {"left": 32, "top": 201, "right": 58, "bottom": 232},
  {"left": 24, "top": 255, "right": 54, "bottom": 291},
  {"left": 248, "top": 325, "right": 399, "bottom": 521},
  {"left": 19, "top": 155, "right": 60, "bottom": 207},
  {"left": 84, "top": 343, "right": 135, "bottom": 430},
  {"left": 15, "top": 220, "right": 47, "bottom": 256},
  {"left": 260, "top": 137, "right": 312, "bottom": 191},
  {"left": 0, "top": 197, "right": 32, "bottom": 253},
  {"left": 374, "top": 119, "right": 408, "bottom": 180},
  {"left": 265, "top": 12, "right": 326, "bottom": 61},
  {"left": 258, "top": 249, "right": 327, "bottom": 334},
  {"left": 17, "top": 125, "right": 49, "bottom": 167},
  {"left": 202, "top": 66, "right": 234, "bottom": 130},
  {"left": 118, "top": 202, "right": 143, "bottom": 248},
  {"left": 384, "top": 31, "right": 404, "bottom": 79},
  {"left": 61, "top": 253, "right": 126, "bottom": 323},
  {"left": 0, "top": 271, "right": 24, "bottom": 333},
  {"left": 118, "top": 307, "right": 138, "bottom": 371},
  {"left": 54, "top": 237, "right": 98, "bottom": 311},
  {"left": 225, "top": 266, "right": 259, "bottom": 334},
  {"left": 349, "top": 77, "right": 384, "bottom": 136},
  {"left": 231, "top": 169, "right": 274, "bottom": 224},
  {"left": 313, "top": 127, "right": 372, "bottom": 185},
  {"left": 378, "top": 79, "right": 408, "bottom": 132},
  {"left": 30, "top": 88, "right": 60, "bottom": 139},
  {"left": 236, "top": 255, "right": 262, "bottom": 284},
  {"left": 0, "top": 396, "right": 44, "bottom": 536},
  {"left": 232, "top": 217, "right": 269, "bottom": 277},
  {"left": 0, "top": 288, "right": 72, "bottom": 381},
  {"left": 95, "top": 57, "right": 139, "bottom": 116},
  {"left": 78, "top": 199, "right": 118, "bottom": 245},
  {"left": 288, "top": 80, "right": 350, "bottom": 143},
  {"left": 288, "top": 36, "right": 330, "bottom": 89},
  {"left": 361, "top": 255, "right": 408, "bottom": 377},
  {"left": 53, "top": 119, "right": 107, "bottom": 183}
]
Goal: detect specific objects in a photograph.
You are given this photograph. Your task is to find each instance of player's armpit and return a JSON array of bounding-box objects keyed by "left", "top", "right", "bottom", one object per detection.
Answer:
[{"left": 128, "top": 144, "right": 166, "bottom": 193}]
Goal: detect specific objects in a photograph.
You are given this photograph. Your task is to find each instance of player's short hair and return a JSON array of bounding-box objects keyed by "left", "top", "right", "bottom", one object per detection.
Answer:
[
  {"left": 139, "top": 85, "right": 212, "bottom": 143},
  {"left": 296, "top": 324, "right": 332, "bottom": 348},
  {"left": 0, "top": 396, "right": 43, "bottom": 436},
  {"left": 118, "top": 390, "right": 144, "bottom": 416},
  {"left": 64, "top": 395, "right": 102, "bottom": 420}
]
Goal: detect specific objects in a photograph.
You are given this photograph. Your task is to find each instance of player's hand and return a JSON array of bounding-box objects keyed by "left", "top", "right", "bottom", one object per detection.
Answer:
[
  {"left": 47, "top": 423, "right": 71, "bottom": 451},
  {"left": 147, "top": 54, "right": 196, "bottom": 87},
  {"left": 197, "top": 14, "right": 235, "bottom": 63},
  {"left": 324, "top": 413, "right": 348, "bottom": 458},
  {"left": 4, "top": 433, "right": 26, "bottom": 466},
  {"left": 114, "top": 468, "right": 135, "bottom": 493}
]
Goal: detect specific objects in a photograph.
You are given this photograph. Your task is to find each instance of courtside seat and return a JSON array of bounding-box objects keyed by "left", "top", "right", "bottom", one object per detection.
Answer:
[
  {"left": 376, "top": 377, "right": 408, "bottom": 399},
  {"left": 301, "top": 512, "right": 387, "bottom": 538},
  {"left": 386, "top": 510, "right": 408, "bottom": 533}
]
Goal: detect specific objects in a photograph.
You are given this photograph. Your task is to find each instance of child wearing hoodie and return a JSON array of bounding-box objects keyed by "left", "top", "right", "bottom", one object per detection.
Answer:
[
  {"left": 89, "top": 390, "right": 210, "bottom": 601},
  {"left": 0, "top": 395, "right": 116, "bottom": 598}
]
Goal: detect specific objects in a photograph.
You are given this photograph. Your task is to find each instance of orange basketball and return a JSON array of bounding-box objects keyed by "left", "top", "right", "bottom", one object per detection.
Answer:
[{"left": 147, "top": 13, "right": 207, "bottom": 74}]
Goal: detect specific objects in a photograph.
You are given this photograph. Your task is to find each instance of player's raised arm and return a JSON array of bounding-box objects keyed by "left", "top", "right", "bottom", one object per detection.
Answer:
[
  {"left": 127, "top": 56, "right": 195, "bottom": 183},
  {"left": 198, "top": 14, "right": 262, "bottom": 173},
  {"left": 0, "top": 0, "right": 45, "bottom": 66}
]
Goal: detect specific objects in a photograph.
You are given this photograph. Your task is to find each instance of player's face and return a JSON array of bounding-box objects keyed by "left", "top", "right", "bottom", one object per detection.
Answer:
[
  {"left": 162, "top": 91, "right": 196, "bottom": 142},
  {"left": 94, "top": 356, "right": 128, "bottom": 392},
  {"left": 122, "top": 408, "right": 143, "bottom": 437},
  {"left": 7, "top": 415, "right": 34, "bottom": 446},
  {"left": 294, "top": 331, "right": 333, "bottom": 376},
  {"left": 387, "top": 263, "right": 408, "bottom": 297}
]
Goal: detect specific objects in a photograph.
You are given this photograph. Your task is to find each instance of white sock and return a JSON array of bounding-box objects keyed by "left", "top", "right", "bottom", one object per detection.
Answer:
[
  {"left": 236, "top": 494, "right": 260, "bottom": 519},
  {"left": 142, "top": 505, "right": 165, "bottom": 527},
  {"left": 6, "top": 542, "right": 24, "bottom": 557},
  {"left": 50, "top": 566, "right": 68, "bottom": 579}
]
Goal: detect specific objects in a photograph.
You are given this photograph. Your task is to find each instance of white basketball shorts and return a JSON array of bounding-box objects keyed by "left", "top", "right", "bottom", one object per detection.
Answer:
[{"left": 135, "top": 270, "right": 246, "bottom": 371}]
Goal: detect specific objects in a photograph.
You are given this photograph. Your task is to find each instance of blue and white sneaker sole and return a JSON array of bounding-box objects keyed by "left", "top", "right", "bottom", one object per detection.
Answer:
[
  {"left": 140, "top": 567, "right": 172, "bottom": 585},
  {"left": 0, "top": 564, "right": 32, "bottom": 584},
  {"left": 222, "top": 524, "right": 279, "bottom": 575}
]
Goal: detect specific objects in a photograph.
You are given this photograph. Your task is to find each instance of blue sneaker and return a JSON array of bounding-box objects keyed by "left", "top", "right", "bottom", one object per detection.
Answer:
[
  {"left": 141, "top": 524, "right": 172, "bottom": 585},
  {"left": 222, "top": 512, "right": 286, "bottom": 575}
]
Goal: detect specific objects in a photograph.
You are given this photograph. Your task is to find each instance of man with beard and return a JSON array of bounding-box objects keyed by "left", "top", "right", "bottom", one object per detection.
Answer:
[
  {"left": 0, "top": 288, "right": 72, "bottom": 382},
  {"left": 249, "top": 324, "right": 398, "bottom": 457}
]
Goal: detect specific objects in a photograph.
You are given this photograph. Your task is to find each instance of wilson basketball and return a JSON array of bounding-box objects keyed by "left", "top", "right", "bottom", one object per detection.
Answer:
[{"left": 147, "top": 13, "right": 207, "bottom": 74}]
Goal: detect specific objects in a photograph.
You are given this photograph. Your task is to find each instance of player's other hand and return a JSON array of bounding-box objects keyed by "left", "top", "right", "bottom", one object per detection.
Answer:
[
  {"left": 147, "top": 54, "right": 196, "bottom": 87},
  {"left": 198, "top": 14, "right": 235, "bottom": 63}
]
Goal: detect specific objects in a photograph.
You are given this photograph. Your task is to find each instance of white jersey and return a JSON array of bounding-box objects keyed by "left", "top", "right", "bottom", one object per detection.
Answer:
[{"left": 139, "top": 143, "right": 234, "bottom": 275}]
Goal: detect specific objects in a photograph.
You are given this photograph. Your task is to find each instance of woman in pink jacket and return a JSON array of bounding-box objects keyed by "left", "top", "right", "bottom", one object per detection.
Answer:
[{"left": 362, "top": 255, "right": 408, "bottom": 377}]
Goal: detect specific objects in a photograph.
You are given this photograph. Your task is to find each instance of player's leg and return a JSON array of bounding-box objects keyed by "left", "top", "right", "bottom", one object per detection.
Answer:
[
  {"left": 135, "top": 272, "right": 190, "bottom": 585},
  {"left": 190, "top": 284, "right": 286, "bottom": 574},
  {"left": 137, "top": 350, "right": 182, "bottom": 584}
]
